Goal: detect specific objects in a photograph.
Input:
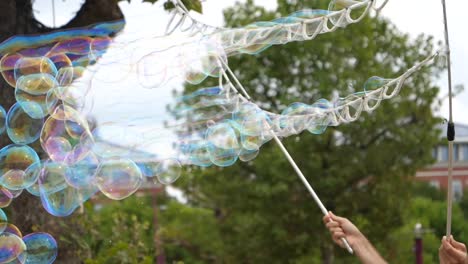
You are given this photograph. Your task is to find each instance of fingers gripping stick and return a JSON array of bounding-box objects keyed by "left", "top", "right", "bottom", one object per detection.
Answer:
[{"left": 326, "top": 213, "right": 354, "bottom": 254}]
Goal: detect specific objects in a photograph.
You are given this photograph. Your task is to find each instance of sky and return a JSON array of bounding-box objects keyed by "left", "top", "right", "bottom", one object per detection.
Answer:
[{"left": 32, "top": 0, "right": 468, "bottom": 126}]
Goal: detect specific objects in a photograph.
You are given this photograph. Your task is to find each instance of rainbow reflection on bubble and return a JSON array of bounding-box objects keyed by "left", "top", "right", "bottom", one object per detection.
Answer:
[
  {"left": 23, "top": 232, "right": 57, "bottom": 264},
  {"left": 0, "top": 209, "right": 56, "bottom": 264}
]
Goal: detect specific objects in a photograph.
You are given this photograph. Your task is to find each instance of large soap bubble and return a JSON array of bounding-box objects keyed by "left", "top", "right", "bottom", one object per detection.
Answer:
[
  {"left": 95, "top": 158, "right": 142, "bottom": 200},
  {"left": 23, "top": 232, "right": 58, "bottom": 264}
]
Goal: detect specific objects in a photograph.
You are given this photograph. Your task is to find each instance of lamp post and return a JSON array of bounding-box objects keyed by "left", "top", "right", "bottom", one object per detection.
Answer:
[{"left": 414, "top": 223, "right": 423, "bottom": 264}]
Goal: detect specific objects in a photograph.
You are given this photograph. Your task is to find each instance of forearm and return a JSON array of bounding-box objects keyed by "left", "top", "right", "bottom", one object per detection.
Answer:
[{"left": 353, "top": 236, "right": 387, "bottom": 264}]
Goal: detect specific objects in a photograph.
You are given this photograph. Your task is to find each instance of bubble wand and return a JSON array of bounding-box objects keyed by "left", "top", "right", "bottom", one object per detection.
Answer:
[
  {"left": 441, "top": 0, "right": 456, "bottom": 237},
  {"left": 216, "top": 58, "right": 354, "bottom": 254}
]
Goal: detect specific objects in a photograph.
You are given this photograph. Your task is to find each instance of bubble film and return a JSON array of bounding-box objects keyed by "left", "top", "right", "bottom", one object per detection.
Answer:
[
  {"left": 23, "top": 233, "right": 57, "bottom": 264},
  {"left": 0, "top": 233, "right": 26, "bottom": 264},
  {"left": 0, "top": 210, "right": 53, "bottom": 264},
  {"left": 0, "top": 106, "right": 6, "bottom": 135},
  {"left": 6, "top": 103, "right": 44, "bottom": 144},
  {"left": 0, "top": 0, "right": 438, "bottom": 261}
]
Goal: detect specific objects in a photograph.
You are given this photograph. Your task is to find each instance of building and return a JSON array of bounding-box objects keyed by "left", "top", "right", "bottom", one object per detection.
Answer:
[{"left": 415, "top": 123, "right": 468, "bottom": 199}]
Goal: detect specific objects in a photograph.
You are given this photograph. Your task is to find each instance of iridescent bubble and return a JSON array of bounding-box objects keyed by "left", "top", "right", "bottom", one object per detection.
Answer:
[
  {"left": 95, "top": 158, "right": 142, "bottom": 200},
  {"left": 363, "top": 76, "right": 391, "bottom": 92},
  {"left": 205, "top": 122, "right": 240, "bottom": 167},
  {"left": 42, "top": 137, "right": 72, "bottom": 163},
  {"left": 55, "top": 66, "right": 85, "bottom": 87},
  {"left": 137, "top": 161, "right": 160, "bottom": 178},
  {"left": 0, "top": 224, "right": 22, "bottom": 238},
  {"left": 239, "top": 148, "right": 259, "bottom": 162},
  {"left": 155, "top": 158, "right": 182, "bottom": 185},
  {"left": 0, "top": 53, "right": 22, "bottom": 87},
  {"left": 281, "top": 102, "right": 311, "bottom": 133},
  {"left": 15, "top": 73, "right": 58, "bottom": 95},
  {"left": 0, "top": 188, "right": 13, "bottom": 209},
  {"left": 184, "top": 71, "right": 207, "bottom": 85},
  {"left": 15, "top": 88, "right": 58, "bottom": 119},
  {"left": 41, "top": 105, "right": 93, "bottom": 163},
  {"left": 14, "top": 56, "right": 58, "bottom": 82},
  {"left": 0, "top": 106, "right": 6, "bottom": 135},
  {"left": 290, "top": 9, "right": 330, "bottom": 19},
  {"left": 2, "top": 188, "right": 22, "bottom": 199},
  {"left": 40, "top": 184, "right": 92, "bottom": 217},
  {"left": 64, "top": 153, "right": 99, "bottom": 189},
  {"left": 0, "top": 233, "right": 26, "bottom": 264},
  {"left": 49, "top": 37, "right": 92, "bottom": 57},
  {"left": 23, "top": 232, "right": 57, "bottom": 264},
  {"left": 40, "top": 185, "right": 83, "bottom": 217},
  {"left": 240, "top": 134, "right": 267, "bottom": 151},
  {"left": 201, "top": 41, "right": 226, "bottom": 78},
  {"left": 0, "top": 161, "right": 41, "bottom": 191},
  {"left": 48, "top": 53, "right": 72, "bottom": 71},
  {"left": 186, "top": 143, "right": 212, "bottom": 167},
  {"left": 233, "top": 103, "right": 270, "bottom": 136},
  {"left": 0, "top": 209, "right": 7, "bottom": 224},
  {"left": 26, "top": 181, "right": 40, "bottom": 197},
  {"left": 38, "top": 161, "right": 70, "bottom": 195},
  {"left": 6, "top": 102, "right": 44, "bottom": 144},
  {"left": 308, "top": 99, "right": 332, "bottom": 135},
  {"left": 291, "top": 10, "right": 329, "bottom": 38},
  {"left": 0, "top": 144, "right": 40, "bottom": 183}
]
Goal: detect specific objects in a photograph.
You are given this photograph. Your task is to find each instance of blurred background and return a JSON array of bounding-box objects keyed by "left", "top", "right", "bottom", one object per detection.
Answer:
[{"left": 1, "top": 0, "right": 467, "bottom": 263}]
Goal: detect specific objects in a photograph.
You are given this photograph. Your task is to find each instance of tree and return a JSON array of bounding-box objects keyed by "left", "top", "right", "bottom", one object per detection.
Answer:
[
  {"left": 171, "top": 0, "right": 443, "bottom": 263},
  {"left": 0, "top": 0, "right": 201, "bottom": 262}
]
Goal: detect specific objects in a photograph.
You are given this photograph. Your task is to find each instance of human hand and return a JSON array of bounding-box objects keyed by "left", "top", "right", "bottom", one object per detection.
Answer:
[
  {"left": 322, "top": 211, "right": 364, "bottom": 249},
  {"left": 439, "top": 236, "right": 468, "bottom": 264},
  {"left": 323, "top": 212, "right": 387, "bottom": 264}
]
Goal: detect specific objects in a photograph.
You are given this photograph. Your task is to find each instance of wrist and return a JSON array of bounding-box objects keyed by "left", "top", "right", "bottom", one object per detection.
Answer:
[{"left": 352, "top": 234, "right": 371, "bottom": 255}]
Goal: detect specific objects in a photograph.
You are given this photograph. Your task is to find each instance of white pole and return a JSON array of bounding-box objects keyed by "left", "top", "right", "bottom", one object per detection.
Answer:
[
  {"left": 441, "top": 0, "right": 455, "bottom": 237},
  {"left": 271, "top": 134, "right": 354, "bottom": 253},
  {"left": 218, "top": 59, "right": 354, "bottom": 254},
  {"left": 51, "top": 0, "right": 56, "bottom": 28}
]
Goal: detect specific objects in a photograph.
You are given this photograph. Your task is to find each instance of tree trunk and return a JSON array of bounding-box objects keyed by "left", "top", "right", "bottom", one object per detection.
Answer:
[{"left": 321, "top": 242, "right": 335, "bottom": 264}]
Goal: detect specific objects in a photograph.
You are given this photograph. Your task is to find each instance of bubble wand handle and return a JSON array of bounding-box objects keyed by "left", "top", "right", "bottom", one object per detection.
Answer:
[
  {"left": 218, "top": 60, "right": 353, "bottom": 254},
  {"left": 270, "top": 134, "right": 354, "bottom": 254},
  {"left": 441, "top": 0, "right": 455, "bottom": 237}
]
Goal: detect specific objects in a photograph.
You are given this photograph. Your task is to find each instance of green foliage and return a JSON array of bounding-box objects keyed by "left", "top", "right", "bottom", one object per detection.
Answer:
[
  {"left": 59, "top": 196, "right": 156, "bottom": 264},
  {"left": 159, "top": 201, "right": 223, "bottom": 263},
  {"left": 388, "top": 193, "right": 468, "bottom": 263}
]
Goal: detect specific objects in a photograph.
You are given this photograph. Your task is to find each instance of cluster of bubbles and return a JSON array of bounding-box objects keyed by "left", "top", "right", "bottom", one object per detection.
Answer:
[
  {"left": 173, "top": 63, "right": 429, "bottom": 168},
  {"left": 0, "top": 208, "right": 57, "bottom": 264},
  {"left": 134, "top": 0, "right": 375, "bottom": 89},
  {"left": 167, "top": 0, "right": 374, "bottom": 56},
  {"left": 0, "top": 19, "right": 188, "bottom": 221}
]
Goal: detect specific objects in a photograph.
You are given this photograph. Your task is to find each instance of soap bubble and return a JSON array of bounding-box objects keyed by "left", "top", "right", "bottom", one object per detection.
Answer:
[
  {"left": 95, "top": 158, "right": 142, "bottom": 200},
  {"left": 6, "top": 103, "right": 44, "bottom": 144},
  {"left": 23, "top": 232, "right": 57, "bottom": 264},
  {"left": 155, "top": 158, "right": 182, "bottom": 185},
  {"left": 0, "top": 145, "right": 40, "bottom": 184},
  {"left": 0, "top": 233, "right": 26, "bottom": 264}
]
